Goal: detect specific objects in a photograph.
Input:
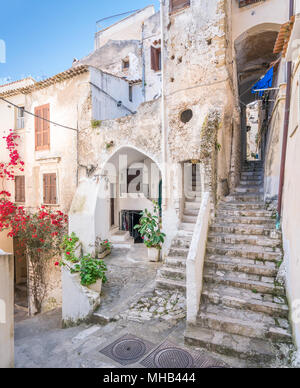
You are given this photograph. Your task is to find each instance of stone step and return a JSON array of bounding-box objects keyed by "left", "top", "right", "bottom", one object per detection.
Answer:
[
  {"left": 172, "top": 236, "right": 193, "bottom": 249},
  {"left": 214, "top": 215, "right": 275, "bottom": 226},
  {"left": 240, "top": 175, "right": 263, "bottom": 181},
  {"left": 185, "top": 201, "right": 201, "bottom": 210},
  {"left": 182, "top": 214, "right": 197, "bottom": 223},
  {"left": 234, "top": 186, "right": 264, "bottom": 194},
  {"left": 155, "top": 276, "right": 186, "bottom": 292},
  {"left": 184, "top": 326, "right": 275, "bottom": 364},
  {"left": 159, "top": 266, "right": 186, "bottom": 281},
  {"left": 169, "top": 246, "right": 189, "bottom": 257},
  {"left": 205, "top": 255, "right": 277, "bottom": 277},
  {"left": 165, "top": 256, "right": 186, "bottom": 268},
  {"left": 180, "top": 222, "right": 195, "bottom": 232},
  {"left": 223, "top": 194, "right": 264, "bottom": 203},
  {"left": 183, "top": 209, "right": 199, "bottom": 216},
  {"left": 206, "top": 242, "right": 282, "bottom": 262},
  {"left": 220, "top": 202, "right": 266, "bottom": 210},
  {"left": 217, "top": 208, "right": 273, "bottom": 218},
  {"left": 210, "top": 222, "right": 280, "bottom": 238},
  {"left": 239, "top": 180, "right": 262, "bottom": 186},
  {"left": 196, "top": 304, "right": 291, "bottom": 342},
  {"left": 176, "top": 229, "right": 194, "bottom": 238},
  {"left": 207, "top": 232, "right": 281, "bottom": 248},
  {"left": 240, "top": 171, "right": 263, "bottom": 177},
  {"left": 185, "top": 197, "right": 201, "bottom": 203},
  {"left": 203, "top": 269, "right": 285, "bottom": 296},
  {"left": 201, "top": 284, "right": 289, "bottom": 318}
]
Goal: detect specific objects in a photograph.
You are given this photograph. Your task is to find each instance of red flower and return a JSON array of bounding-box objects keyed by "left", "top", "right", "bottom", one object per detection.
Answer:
[
  {"left": 66, "top": 252, "right": 70, "bottom": 256},
  {"left": 54, "top": 262, "right": 59, "bottom": 266}
]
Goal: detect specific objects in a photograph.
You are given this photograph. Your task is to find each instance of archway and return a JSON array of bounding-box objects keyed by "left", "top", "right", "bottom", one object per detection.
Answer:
[
  {"left": 234, "top": 23, "right": 281, "bottom": 162},
  {"left": 69, "top": 146, "right": 162, "bottom": 253}
]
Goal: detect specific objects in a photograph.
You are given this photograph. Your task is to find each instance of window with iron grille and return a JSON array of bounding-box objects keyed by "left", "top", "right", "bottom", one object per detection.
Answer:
[{"left": 238, "top": 0, "right": 264, "bottom": 8}]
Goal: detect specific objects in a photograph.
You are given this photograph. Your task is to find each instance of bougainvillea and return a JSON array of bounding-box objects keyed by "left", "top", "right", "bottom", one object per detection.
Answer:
[{"left": 0, "top": 129, "right": 68, "bottom": 313}]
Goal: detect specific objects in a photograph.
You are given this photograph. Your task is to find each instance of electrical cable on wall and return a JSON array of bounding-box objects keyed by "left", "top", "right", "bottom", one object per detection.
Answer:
[{"left": 0, "top": 97, "right": 78, "bottom": 132}]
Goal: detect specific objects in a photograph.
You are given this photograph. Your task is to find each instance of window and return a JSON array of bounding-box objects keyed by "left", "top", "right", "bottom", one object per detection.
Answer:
[
  {"left": 16, "top": 107, "right": 24, "bottom": 129},
  {"left": 15, "top": 176, "right": 25, "bottom": 203},
  {"left": 169, "top": 0, "right": 190, "bottom": 13},
  {"left": 238, "top": 0, "right": 263, "bottom": 7},
  {"left": 129, "top": 85, "right": 133, "bottom": 102},
  {"left": 43, "top": 173, "right": 57, "bottom": 204},
  {"left": 151, "top": 46, "right": 161, "bottom": 72},
  {"left": 122, "top": 58, "right": 130, "bottom": 71},
  {"left": 35, "top": 104, "right": 50, "bottom": 151}
]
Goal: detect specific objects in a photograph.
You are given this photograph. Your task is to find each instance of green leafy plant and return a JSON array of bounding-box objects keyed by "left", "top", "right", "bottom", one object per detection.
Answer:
[
  {"left": 73, "top": 254, "right": 107, "bottom": 286},
  {"left": 215, "top": 142, "right": 222, "bottom": 151},
  {"left": 91, "top": 119, "right": 102, "bottom": 129},
  {"left": 134, "top": 201, "right": 166, "bottom": 250},
  {"left": 106, "top": 141, "right": 114, "bottom": 150},
  {"left": 60, "top": 233, "right": 108, "bottom": 286},
  {"left": 61, "top": 232, "right": 80, "bottom": 263},
  {"left": 101, "top": 239, "right": 112, "bottom": 251}
]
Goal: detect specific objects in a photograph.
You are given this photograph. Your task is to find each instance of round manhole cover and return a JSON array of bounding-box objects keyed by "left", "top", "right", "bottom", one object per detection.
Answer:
[
  {"left": 112, "top": 339, "right": 146, "bottom": 361},
  {"left": 154, "top": 348, "right": 194, "bottom": 368}
]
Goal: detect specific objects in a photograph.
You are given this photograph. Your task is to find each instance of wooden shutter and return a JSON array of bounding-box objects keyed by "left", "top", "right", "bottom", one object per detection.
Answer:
[
  {"left": 35, "top": 106, "right": 43, "bottom": 150},
  {"left": 15, "top": 176, "right": 25, "bottom": 203},
  {"left": 151, "top": 46, "right": 156, "bottom": 71},
  {"left": 35, "top": 104, "right": 50, "bottom": 150},
  {"left": 151, "top": 47, "right": 161, "bottom": 71},
  {"left": 170, "top": 0, "right": 190, "bottom": 13},
  {"left": 43, "top": 173, "right": 57, "bottom": 204}
]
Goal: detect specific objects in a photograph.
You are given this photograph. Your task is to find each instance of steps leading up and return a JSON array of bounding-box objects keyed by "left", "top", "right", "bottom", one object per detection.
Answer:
[{"left": 184, "top": 161, "right": 294, "bottom": 366}]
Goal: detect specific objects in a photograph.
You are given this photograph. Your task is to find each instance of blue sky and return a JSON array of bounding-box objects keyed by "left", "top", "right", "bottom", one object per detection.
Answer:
[{"left": 0, "top": 0, "right": 158, "bottom": 84}]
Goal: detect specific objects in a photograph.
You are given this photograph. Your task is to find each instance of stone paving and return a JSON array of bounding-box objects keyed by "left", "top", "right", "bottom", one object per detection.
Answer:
[{"left": 120, "top": 289, "right": 186, "bottom": 323}]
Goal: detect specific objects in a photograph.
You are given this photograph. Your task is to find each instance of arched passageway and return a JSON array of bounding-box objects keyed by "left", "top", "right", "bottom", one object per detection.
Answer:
[
  {"left": 69, "top": 146, "right": 162, "bottom": 252},
  {"left": 234, "top": 23, "right": 281, "bottom": 162}
]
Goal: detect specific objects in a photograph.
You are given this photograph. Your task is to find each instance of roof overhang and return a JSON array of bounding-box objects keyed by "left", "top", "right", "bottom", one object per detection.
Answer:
[{"left": 273, "top": 16, "right": 295, "bottom": 57}]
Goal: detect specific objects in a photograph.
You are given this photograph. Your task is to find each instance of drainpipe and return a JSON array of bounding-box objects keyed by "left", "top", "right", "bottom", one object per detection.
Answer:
[
  {"left": 277, "top": 0, "right": 294, "bottom": 221},
  {"left": 159, "top": 0, "right": 167, "bottom": 209},
  {"left": 141, "top": 22, "right": 146, "bottom": 102}
]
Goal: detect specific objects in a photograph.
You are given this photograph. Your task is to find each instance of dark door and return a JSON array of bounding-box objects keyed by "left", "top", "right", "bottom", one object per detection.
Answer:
[{"left": 110, "top": 197, "right": 115, "bottom": 226}]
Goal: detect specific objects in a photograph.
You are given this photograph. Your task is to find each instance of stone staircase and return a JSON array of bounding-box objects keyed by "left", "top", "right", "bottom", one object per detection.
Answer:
[
  {"left": 184, "top": 161, "right": 294, "bottom": 366},
  {"left": 155, "top": 167, "right": 201, "bottom": 291}
]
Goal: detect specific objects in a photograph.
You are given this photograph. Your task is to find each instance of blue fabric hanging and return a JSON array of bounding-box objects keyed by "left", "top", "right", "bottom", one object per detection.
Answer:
[{"left": 251, "top": 67, "right": 274, "bottom": 97}]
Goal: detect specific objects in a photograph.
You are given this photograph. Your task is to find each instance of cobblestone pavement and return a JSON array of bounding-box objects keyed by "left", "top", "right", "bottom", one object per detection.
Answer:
[{"left": 14, "top": 245, "right": 232, "bottom": 368}]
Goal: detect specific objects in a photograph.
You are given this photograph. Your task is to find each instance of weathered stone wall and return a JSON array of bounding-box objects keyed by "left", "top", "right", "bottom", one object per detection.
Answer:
[
  {"left": 0, "top": 252, "right": 14, "bottom": 368},
  {"left": 78, "top": 98, "right": 162, "bottom": 176}
]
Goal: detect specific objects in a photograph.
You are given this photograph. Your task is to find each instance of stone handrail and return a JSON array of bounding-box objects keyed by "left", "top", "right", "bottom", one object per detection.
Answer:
[{"left": 186, "top": 192, "right": 211, "bottom": 324}]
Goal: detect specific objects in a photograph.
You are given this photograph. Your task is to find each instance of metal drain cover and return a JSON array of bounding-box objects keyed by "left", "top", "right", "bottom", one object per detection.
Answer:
[
  {"left": 154, "top": 348, "right": 194, "bottom": 368},
  {"left": 99, "top": 334, "right": 155, "bottom": 366},
  {"left": 112, "top": 339, "right": 146, "bottom": 361},
  {"left": 140, "top": 340, "right": 228, "bottom": 369}
]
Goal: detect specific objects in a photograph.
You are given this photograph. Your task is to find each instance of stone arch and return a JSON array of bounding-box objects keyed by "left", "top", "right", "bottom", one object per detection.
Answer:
[{"left": 69, "top": 146, "right": 162, "bottom": 253}]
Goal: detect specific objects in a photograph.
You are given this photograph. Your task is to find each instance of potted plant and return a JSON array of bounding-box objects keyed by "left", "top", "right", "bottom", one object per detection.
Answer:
[
  {"left": 94, "top": 236, "right": 112, "bottom": 259},
  {"left": 73, "top": 254, "right": 107, "bottom": 293},
  {"left": 60, "top": 233, "right": 108, "bottom": 294},
  {"left": 134, "top": 201, "right": 166, "bottom": 262}
]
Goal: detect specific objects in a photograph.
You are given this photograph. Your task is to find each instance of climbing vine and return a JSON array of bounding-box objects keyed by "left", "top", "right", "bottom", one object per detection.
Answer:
[{"left": 0, "top": 129, "right": 68, "bottom": 313}]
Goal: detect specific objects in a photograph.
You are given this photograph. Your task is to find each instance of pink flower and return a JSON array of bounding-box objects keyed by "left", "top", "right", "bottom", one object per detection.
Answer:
[{"left": 66, "top": 252, "right": 70, "bottom": 256}]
